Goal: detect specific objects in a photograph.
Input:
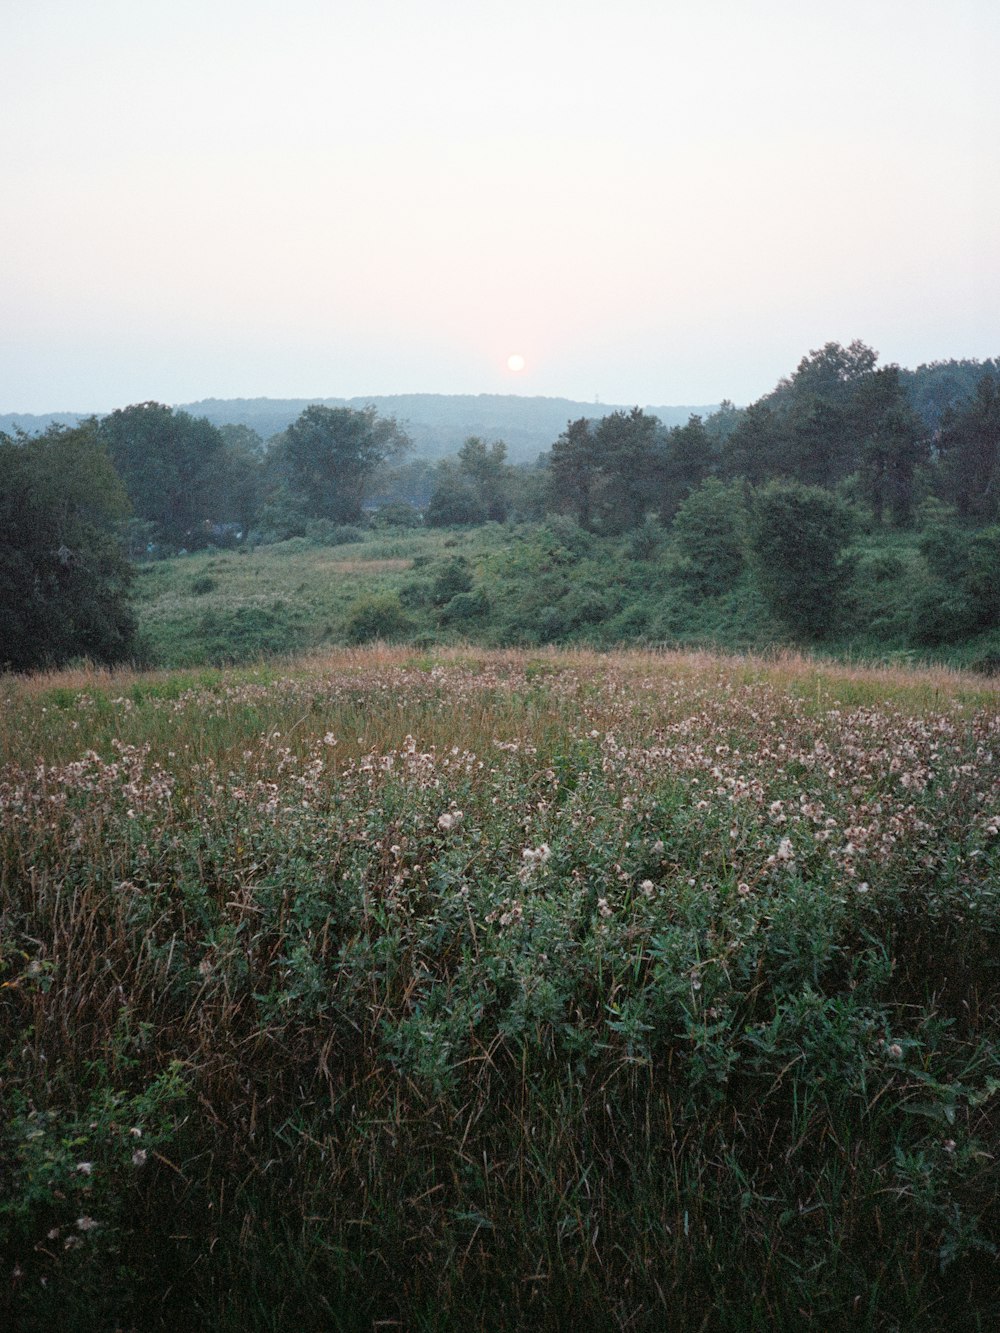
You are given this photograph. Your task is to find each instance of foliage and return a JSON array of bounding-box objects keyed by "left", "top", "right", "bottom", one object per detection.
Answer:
[
  {"left": 344, "top": 590, "right": 412, "bottom": 642},
  {"left": 670, "top": 477, "right": 747, "bottom": 594},
  {"left": 0, "top": 425, "right": 137, "bottom": 670},
  {"left": 273, "top": 405, "right": 410, "bottom": 524},
  {"left": 425, "top": 468, "right": 486, "bottom": 527},
  {"left": 937, "top": 375, "right": 1000, "bottom": 524},
  {"left": 747, "top": 480, "right": 855, "bottom": 638},
  {"left": 98, "top": 401, "right": 243, "bottom": 544}
]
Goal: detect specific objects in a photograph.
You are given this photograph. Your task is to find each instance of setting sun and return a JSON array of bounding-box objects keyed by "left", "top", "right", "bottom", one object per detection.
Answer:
[{"left": 506, "top": 353, "right": 526, "bottom": 373}]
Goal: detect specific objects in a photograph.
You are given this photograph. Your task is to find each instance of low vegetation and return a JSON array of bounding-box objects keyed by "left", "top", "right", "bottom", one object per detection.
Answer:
[
  {"left": 129, "top": 517, "right": 1000, "bottom": 675},
  {"left": 2, "top": 646, "right": 998, "bottom": 1329}
]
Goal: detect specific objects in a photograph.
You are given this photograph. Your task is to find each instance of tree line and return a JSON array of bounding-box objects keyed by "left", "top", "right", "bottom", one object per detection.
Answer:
[{"left": 2, "top": 341, "right": 998, "bottom": 669}]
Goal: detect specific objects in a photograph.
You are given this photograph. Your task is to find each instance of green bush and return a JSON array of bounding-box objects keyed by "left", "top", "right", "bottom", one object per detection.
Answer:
[
  {"left": 910, "top": 581, "right": 976, "bottom": 644},
  {"left": 432, "top": 556, "right": 474, "bottom": 604},
  {"left": 440, "top": 587, "right": 491, "bottom": 624},
  {"left": 748, "top": 481, "right": 854, "bottom": 638},
  {"left": 671, "top": 478, "right": 746, "bottom": 595},
  {"left": 370, "top": 501, "right": 422, "bottom": 529},
  {"left": 344, "top": 591, "right": 412, "bottom": 643}
]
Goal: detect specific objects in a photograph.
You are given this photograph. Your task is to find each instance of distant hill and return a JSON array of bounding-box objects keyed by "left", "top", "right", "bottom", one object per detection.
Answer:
[
  {"left": 0, "top": 411, "right": 92, "bottom": 436},
  {"left": 173, "top": 394, "right": 718, "bottom": 461},
  {"left": 0, "top": 395, "right": 717, "bottom": 463}
]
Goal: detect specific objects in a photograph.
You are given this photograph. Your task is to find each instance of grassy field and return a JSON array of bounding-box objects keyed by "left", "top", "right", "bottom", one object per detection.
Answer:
[
  {"left": 2, "top": 646, "right": 999, "bottom": 1330},
  {"left": 131, "top": 524, "right": 1000, "bottom": 674}
]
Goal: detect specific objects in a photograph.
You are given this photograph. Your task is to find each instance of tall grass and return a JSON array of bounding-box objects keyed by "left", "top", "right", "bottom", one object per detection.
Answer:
[{"left": 2, "top": 647, "right": 998, "bottom": 1329}]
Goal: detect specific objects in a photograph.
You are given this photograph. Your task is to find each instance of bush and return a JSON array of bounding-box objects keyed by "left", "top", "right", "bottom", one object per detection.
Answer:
[
  {"left": 440, "top": 587, "right": 491, "bottom": 625},
  {"left": 370, "top": 501, "right": 422, "bottom": 529},
  {"left": 910, "top": 582, "right": 976, "bottom": 644},
  {"left": 671, "top": 478, "right": 746, "bottom": 595},
  {"left": 627, "top": 515, "right": 665, "bottom": 561},
  {"left": 966, "top": 528, "right": 1000, "bottom": 627},
  {"left": 432, "top": 557, "right": 473, "bottom": 605},
  {"left": 344, "top": 592, "right": 412, "bottom": 643},
  {"left": 747, "top": 481, "right": 854, "bottom": 638}
]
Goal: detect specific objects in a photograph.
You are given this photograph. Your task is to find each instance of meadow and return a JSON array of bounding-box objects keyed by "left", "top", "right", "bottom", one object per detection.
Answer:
[
  {"left": 1, "top": 645, "right": 998, "bottom": 1330},
  {"left": 132, "top": 521, "right": 1000, "bottom": 675}
]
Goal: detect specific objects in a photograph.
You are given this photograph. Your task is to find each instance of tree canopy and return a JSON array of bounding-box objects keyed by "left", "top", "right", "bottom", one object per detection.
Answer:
[
  {"left": 273, "top": 405, "right": 410, "bottom": 523},
  {"left": 0, "top": 424, "right": 136, "bottom": 670}
]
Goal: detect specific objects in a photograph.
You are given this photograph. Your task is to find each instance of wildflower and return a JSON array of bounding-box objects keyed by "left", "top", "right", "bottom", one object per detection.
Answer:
[
  {"left": 76, "top": 1161, "right": 94, "bottom": 1176},
  {"left": 737, "top": 882, "right": 751, "bottom": 896},
  {"left": 597, "top": 898, "right": 612, "bottom": 918},
  {"left": 776, "top": 837, "right": 795, "bottom": 862},
  {"left": 76, "top": 1216, "right": 99, "bottom": 1232},
  {"left": 437, "top": 810, "right": 463, "bottom": 832},
  {"left": 640, "top": 879, "right": 655, "bottom": 898},
  {"left": 132, "top": 1149, "right": 148, "bottom": 1167},
  {"left": 651, "top": 840, "right": 664, "bottom": 855},
  {"left": 521, "top": 843, "right": 550, "bottom": 863},
  {"left": 887, "top": 1043, "right": 903, "bottom": 1060}
]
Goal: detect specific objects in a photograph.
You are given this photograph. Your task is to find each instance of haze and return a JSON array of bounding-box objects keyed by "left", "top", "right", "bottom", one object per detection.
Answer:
[{"left": 3, "top": 0, "right": 997, "bottom": 414}]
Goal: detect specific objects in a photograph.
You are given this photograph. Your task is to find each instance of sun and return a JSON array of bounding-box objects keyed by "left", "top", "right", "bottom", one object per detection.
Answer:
[{"left": 506, "top": 353, "right": 526, "bottom": 373}]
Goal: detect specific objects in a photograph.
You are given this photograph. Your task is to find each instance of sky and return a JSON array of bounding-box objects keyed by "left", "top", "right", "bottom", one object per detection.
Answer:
[{"left": 2, "top": 0, "right": 998, "bottom": 413}]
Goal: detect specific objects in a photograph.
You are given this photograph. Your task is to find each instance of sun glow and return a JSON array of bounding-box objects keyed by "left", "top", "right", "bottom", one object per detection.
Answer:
[{"left": 506, "top": 353, "right": 526, "bottom": 373}]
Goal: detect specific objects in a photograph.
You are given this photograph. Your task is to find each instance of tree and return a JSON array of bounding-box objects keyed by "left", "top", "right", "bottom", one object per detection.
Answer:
[
  {"left": 720, "top": 403, "right": 789, "bottom": 485},
  {"left": 425, "top": 461, "right": 486, "bottom": 526},
  {"left": 936, "top": 375, "right": 1000, "bottom": 523},
  {"left": 671, "top": 478, "right": 747, "bottom": 595},
  {"left": 768, "top": 339, "right": 879, "bottom": 414},
  {"left": 0, "top": 425, "right": 136, "bottom": 670},
  {"left": 549, "top": 417, "right": 599, "bottom": 527},
  {"left": 98, "top": 402, "right": 229, "bottom": 544},
  {"left": 658, "top": 414, "right": 716, "bottom": 521},
  {"left": 456, "top": 437, "right": 514, "bottom": 522},
  {"left": 747, "top": 480, "right": 854, "bottom": 638},
  {"left": 592, "top": 408, "right": 662, "bottom": 532},
  {"left": 275, "top": 405, "right": 410, "bottom": 523},
  {"left": 854, "top": 367, "right": 928, "bottom": 526}
]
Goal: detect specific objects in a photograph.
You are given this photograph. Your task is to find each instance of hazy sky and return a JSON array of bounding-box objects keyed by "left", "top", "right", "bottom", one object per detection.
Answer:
[{"left": 3, "top": 0, "right": 998, "bottom": 413}]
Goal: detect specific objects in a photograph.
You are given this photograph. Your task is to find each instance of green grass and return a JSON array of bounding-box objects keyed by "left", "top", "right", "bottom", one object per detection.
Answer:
[
  {"left": 2, "top": 646, "right": 998, "bottom": 1329},
  {"left": 130, "top": 523, "right": 1000, "bottom": 674}
]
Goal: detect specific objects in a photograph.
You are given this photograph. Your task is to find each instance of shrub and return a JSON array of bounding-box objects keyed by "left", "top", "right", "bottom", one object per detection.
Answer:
[
  {"left": 344, "top": 592, "right": 412, "bottom": 643},
  {"left": 432, "top": 557, "right": 473, "bottom": 604},
  {"left": 747, "top": 481, "right": 854, "bottom": 638},
  {"left": 371, "top": 501, "right": 422, "bottom": 529},
  {"left": 671, "top": 478, "right": 746, "bottom": 595},
  {"left": 627, "top": 515, "right": 665, "bottom": 561},
  {"left": 439, "top": 587, "right": 490, "bottom": 625},
  {"left": 910, "top": 582, "right": 976, "bottom": 644}
]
